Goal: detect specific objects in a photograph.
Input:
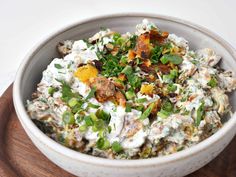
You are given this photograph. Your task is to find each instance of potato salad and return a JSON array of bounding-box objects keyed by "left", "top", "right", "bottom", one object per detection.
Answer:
[{"left": 26, "top": 19, "right": 236, "bottom": 159}]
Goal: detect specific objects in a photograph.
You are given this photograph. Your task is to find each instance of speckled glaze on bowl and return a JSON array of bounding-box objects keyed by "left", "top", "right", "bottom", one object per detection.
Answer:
[{"left": 13, "top": 13, "right": 236, "bottom": 177}]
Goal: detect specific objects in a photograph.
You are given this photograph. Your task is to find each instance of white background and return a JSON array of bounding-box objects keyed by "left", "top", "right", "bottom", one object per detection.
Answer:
[{"left": 1, "top": 0, "right": 236, "bottom": 95}]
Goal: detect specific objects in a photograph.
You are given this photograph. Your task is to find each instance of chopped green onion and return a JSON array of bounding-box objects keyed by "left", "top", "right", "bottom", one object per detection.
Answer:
[
  {"left": 87, "top": 102, "right": 100, "bottom": 109},
  {"left": 170, "top": 69, "right": 178, "bottom": 78},
  {"left": 121, "top": 65, "right": 133, "bottom": 75},
  {"left": 68, "top": 98, "right": 78, "bottom": 107},
  {"left": 120, "top": 56, "right": 128, "bottom": 64},
  {"left": 195, "top": 102, "right": 205, "bottom": 126},
  {"left": 167, "top": 84, "right": 177, "bottom": 92},
  {"left": 96, "top": 137, "right": 105, "bottom": 149},
  {"left": 103, "top": 139, "right": 111, "bottom": 150},
  {"left": 112, "top": 141, "right": 123, "bottom": 153},
  {"left": 163, "top": 74, "right": 174, "bottom": 84},
  {"left": 157, "top": 109, "right": 170, "bottom": 118},
  {"left": 139, "top": 103, "right": 155, "bottom": 120},
  {"left": 108, "top": 126, "right": 112, "bottom": 133},
  {"left": 48, "top": 87, "right": 56, "bottom": 96},
  {"left": 135, "top": 105, "right": 144, "bottom": 112},
  {"left": 86, "top": 87, "right": 96, "bottom": 100},
  {"left": 160, "top": 54, "right": 183, "bottom": 65},
  {"left": 79, "top": 125, "right": 87, "bottom": 132},
  {"left": 90, "top": 113, "right": 98, "bottom": 121},
  {"left": 62, "top": 111, "right": 75, "bottom": 125},
  {"left": 113, "top": 33, "right": 121, "bottom": 41},
  {"left": 125, "top": 103, "right": 132, "bottom": 112},
  {"left": 125, "top": 90, "right": 135, "bottom": 100},
  {"left": 96, "top": 110, "right": 111, "bottom": 124},
  {"left": 136, "top": 98, "right": 148, "bottom": 103},
  {"left": 75, "top": 115, "right": 84, "bottom": 124},
  {"left": 93, "top": 119, "right": 105, "bottom": 132},
  {"left": 84, "top": 116, "right": 94, "bottom": 126},
  {"left": 207, "top": 76, "right": 218, "bottom": 88},
  {"left": 162, "top": 101, "right": 173, "bottom": 112}
]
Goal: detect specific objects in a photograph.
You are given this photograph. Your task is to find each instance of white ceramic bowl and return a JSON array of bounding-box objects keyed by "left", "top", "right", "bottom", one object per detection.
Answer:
[{"left": 13, "top": 13, "right": 236, "bottom": 177}]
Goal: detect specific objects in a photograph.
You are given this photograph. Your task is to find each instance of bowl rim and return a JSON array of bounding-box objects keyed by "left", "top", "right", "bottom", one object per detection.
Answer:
[{"left": 13, "top": 12, "right": 236, "bottom": 168}]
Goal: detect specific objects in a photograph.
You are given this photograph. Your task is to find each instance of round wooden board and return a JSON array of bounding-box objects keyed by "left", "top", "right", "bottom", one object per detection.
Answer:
[{"left": 0, "top": 84, "right": 236, "bottom": 177}]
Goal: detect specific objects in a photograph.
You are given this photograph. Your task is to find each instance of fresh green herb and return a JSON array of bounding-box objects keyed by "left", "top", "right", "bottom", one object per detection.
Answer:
[
  {"left": 139, "top": 103, "right": 155, "bottom": 120},
  {"left": 62, "top": 111, "right": 75, "bottom": 125},
  {"left": 150, "top": 46, "right": 163, "bottom": 63},
  {"left": 127, "top": 35, "right": 137, "bottom": 49},
  {"left": 160, "top": 54, "right": 183, "bottom": 65},
  {"left": 98, "top": 52, "right": 124, "bottom": 77},
  {"left": 207, "top": 76, "right": 218, "bottom": 88},
  {"left": 112, "top": 141, "right": 123, "bottom": 153},
  {"left": 195, "top": 102, "right": 205, "bottom": 126},
  {"left": 86, "top": 87, "right": 96, "bottom": 100},
  {"left": 54, "top": 63, "right": 63, "bottom": 69},
  {"left": 61, "top": 81, "right": 75, "bottom": 102},
  {"left": 113, "top": 33, "right": 121, "bottom": 41}
]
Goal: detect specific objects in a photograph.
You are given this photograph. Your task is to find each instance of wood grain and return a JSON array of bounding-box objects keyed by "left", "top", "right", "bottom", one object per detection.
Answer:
[{"left": 0, "top": 84, "right": 235, "bottom": 177}]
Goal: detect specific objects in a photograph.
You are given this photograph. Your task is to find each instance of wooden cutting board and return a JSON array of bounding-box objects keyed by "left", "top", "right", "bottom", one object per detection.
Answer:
[{"left": 0, "top": 84, "right": 235, "bottom": 177}]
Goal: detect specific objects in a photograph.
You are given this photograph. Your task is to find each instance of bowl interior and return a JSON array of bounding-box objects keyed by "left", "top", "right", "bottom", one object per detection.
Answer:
[{"left": 20, "top": 14, "right": 236, "bottom": 124}]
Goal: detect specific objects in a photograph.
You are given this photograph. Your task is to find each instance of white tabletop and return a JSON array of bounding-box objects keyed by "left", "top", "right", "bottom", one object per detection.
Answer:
[{"left": 1, "top": 0, "right": 236, "bottom": 95}]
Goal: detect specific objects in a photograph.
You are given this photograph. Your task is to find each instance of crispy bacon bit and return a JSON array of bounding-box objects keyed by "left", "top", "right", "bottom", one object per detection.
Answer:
[
  {"left": 143, "top": 59, "right": 151, "bottom": 67},
  {"left": 157, "top": 63, "right": 171, "bottom": 74},
  {"left": 89, "top": 77, "right": 115, "bottom": 102},
  {"left": 140, "top": 64, "right": 156, "bottom": 73},
  {"left": 135, "top": 33, "right": 151, "bottom": 59},
  {"left": 115, "top": 91, "right": 126, "bottom": 107},
  {"left": 128, "top": 49, "right": 136, "bottom": 62},
  {"left": 118, "top": 73, "right": 126, "bottom": 81},
  {"left": 111, "top": 46, "right": 119, "bottom": 56},
  {"left": 188, "top": 94, "right": 197, "bottom": 102},
  {"left": 150, "top": 30, "right": 169, "bottom": 44},
  {"left": 151, "top": 99, "right": 161, "bottom": 114}
]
